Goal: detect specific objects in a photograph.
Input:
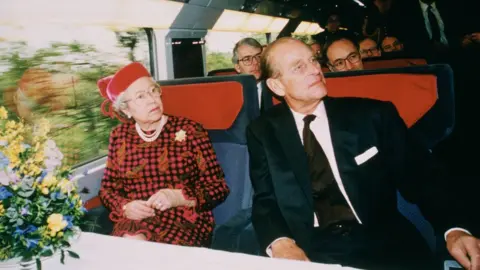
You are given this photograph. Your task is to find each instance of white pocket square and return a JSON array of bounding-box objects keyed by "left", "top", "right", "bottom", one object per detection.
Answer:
[{"left": 354, "top": 146, "right": 378, "bottom": 165}]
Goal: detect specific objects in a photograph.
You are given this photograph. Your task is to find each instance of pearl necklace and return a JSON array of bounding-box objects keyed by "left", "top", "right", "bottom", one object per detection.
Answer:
[{"left": 135, "top": 116, "right": 167, "bottom": 142}]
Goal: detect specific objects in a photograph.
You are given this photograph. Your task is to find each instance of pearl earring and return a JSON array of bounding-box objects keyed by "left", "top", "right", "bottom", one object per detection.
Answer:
[{"left": 127, "top": 113, "right": 131, "bottom": 118}]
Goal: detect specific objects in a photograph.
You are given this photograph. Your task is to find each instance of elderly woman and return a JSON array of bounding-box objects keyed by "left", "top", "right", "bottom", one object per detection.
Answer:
[{"left": 98, "top": 62, "right": 229, "bottom": 247}]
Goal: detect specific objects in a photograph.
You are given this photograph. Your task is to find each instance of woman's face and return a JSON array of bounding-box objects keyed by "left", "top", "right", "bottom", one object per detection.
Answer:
[{"left": 121, "top": 77, "right": 164, "bottom": 126}]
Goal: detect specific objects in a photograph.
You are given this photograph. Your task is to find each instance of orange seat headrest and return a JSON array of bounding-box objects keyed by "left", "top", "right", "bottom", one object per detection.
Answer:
[
  {"left": 162, "top": 81, "right": 243, "bottom": 130},
  {"left": 273, "top": 73, "right": 437, "bottom": 128}
]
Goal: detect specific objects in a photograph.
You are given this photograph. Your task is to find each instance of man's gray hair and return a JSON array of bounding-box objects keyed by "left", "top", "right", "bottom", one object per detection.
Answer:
[{"left": 232, "top": 38, "right": 262, "bottom": 64}]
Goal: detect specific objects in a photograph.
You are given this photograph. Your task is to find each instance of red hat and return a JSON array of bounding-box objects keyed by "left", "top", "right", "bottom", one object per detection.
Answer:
[
  {"left": 97, "top": 62, "right": 150, "bottom": 121},
  {"left": 97, "top": 75, "right": 113, "bottom": 99},
  {"left": 101, "top": 62, "right": 151, "bottom": 103}
]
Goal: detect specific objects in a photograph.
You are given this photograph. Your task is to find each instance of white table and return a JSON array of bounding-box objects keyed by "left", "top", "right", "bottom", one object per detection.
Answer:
[{"left": 35, "top": 232, "right": 361, "bottom": 270}]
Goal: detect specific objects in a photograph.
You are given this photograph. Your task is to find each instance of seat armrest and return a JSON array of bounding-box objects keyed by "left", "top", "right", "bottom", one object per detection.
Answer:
[
  {"left": 80, "top": 205, "right": 113, "bottom": 235},
  {"left": 211, "top": 208, "right": 260, "bottom": 255}
]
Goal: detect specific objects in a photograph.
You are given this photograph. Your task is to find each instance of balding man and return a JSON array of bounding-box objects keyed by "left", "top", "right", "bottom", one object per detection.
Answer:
[
  {"left": 359, "top": 37, "right": 382, "bottom": 59},
  {"left": 323, "top": 35, "right": 364, "bottom": 72},
  {"left": 381, "top": 36, "right": 404, "bottom": 52},
  {"left": 247, "top": 37, "right": 479, "bottom": 269}
]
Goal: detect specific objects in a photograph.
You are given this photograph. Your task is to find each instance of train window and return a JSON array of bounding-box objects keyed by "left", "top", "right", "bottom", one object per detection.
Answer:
[
  {"left": 0, "top": 25, "right": 151, "bottom": 167},
  {"left": 292, "top": 34, "right": 313, "bottom": 44},
  {"left": 204, "top": 31, "right": 267, "bottom": 73},
  {"left": 172, "top": 38, "right": 205, "bottom": 78}
]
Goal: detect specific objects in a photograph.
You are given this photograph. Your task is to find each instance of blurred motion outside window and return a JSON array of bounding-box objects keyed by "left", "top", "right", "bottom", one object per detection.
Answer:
[
  {"left": 204, "top": 31, "right": 267, "bottom": 73},
  {"left": 0, "top": 25, "right": 151, "bottom": 166}
]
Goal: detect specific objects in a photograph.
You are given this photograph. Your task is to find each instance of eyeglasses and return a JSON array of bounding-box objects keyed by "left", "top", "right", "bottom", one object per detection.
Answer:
[
  {"left": 360, "top": 48, "right": 380, "bottom": 57},
  {"left": 238, "top": 53, "right": 262, "bottom": 66},
  {"left": 124, "top": 84, "right": 162, "bottom": 106},
  {"left": 329, "top": 52, "right": 361, "bottom": 70},
  {"left": 382, "top": 42, "right": 403, "bottom": 52}
]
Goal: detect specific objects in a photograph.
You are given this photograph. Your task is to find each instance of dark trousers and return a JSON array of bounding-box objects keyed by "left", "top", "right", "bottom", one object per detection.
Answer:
[{"left": 308, "top": 221, "right": 437, "bottom": 270}]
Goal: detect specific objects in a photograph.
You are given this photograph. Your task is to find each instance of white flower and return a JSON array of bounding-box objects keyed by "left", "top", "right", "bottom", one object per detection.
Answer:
[
  {"left": 44, "top": 139, "right": 64, "bottom": 172},
  {"left": 0, "top": 166, "right": 17, "bottom": 186},
  {"left": 175, "top": 130, "right": 186, "bottom": 142}
]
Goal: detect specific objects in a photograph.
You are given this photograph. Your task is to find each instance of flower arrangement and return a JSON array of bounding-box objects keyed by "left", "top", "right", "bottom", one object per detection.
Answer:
[{"left": 0, "top": 106, "right": 85, "bottom": 269}]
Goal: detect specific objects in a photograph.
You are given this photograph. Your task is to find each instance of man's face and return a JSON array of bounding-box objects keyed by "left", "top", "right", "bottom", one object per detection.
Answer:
[
  {"left": 266, "top": 39, "right": 327, "bottom": 106},
  {"left": 359, "top": 38, "right": 381, "bottom": 59},
  {"left": 311, "top": 43, "right": 322, "bottom": 58},
  {"left": 326, "top": 15, "right": 340, "bottom": 32},
  {"left": 326, "top": 39, "right": 364, "bottom": 72},
  {"left": 381, "top": 37, "right": 404, "bottom": 52},
  {"left": 234, "top": 45, "right": 262, "bottom": 80}
]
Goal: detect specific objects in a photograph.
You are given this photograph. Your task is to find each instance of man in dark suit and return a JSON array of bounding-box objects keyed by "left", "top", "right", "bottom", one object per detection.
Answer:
[
  {"left": 393, "top": 0, "right": 478, "bottom": 58},
  {"left": 232, "top": 38, "right": 274, "bottom": 113},
  {"left": 248, "top": 37, "right": 480, "bottom": 269}
]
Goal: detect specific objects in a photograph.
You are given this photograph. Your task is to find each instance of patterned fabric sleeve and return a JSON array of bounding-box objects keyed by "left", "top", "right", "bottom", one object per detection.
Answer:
[
  {"left": 180, "top": 123, "right": 230, "bottom": 213},
  {"left": 99, "top": 127, "right": 130, "bottom": 221}
]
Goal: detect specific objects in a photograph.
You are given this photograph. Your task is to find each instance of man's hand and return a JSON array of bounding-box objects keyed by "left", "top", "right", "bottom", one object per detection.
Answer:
[
  {"left": 470, "top": 33, "right": 480, "bottom": 43},
  {"left": 271, "top": 238, "right": 310, "bottom": 261},
  {"left": 123, "top": 200, "right": 155, "bottom": 220},
  {"left": 462, "top": 35, "right": 473, "bottom": 47},
  {"left": 446, "top": 230, "right": 480, "bottom": 270}
]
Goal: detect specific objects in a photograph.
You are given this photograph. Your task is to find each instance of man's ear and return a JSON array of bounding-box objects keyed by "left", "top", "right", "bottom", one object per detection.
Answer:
[
  {"left": 234, "top": 64, "right": 242, "bottom": 74},
  {"left": 266, "top": 78, "right": 285, "bottom": 97}
]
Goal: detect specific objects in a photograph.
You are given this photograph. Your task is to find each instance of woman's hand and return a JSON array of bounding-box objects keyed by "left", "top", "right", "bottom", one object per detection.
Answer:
[
  {"left": 123, "top": 200, "right": 155, "bottom": 220},
  {"left": 147, "top": 189, "right": 195, "bottom": 211}
]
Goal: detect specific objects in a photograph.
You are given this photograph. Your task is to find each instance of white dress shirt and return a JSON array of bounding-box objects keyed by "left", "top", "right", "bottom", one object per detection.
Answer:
[
  {"left": 256, "top": 82, "right": 263, "bottom": 108},
  {"left": 265, "top": 101, "right": 470, "bottom": 256},
  {"left": 290, "top": 101, "right": 362, "bottom": 225},
  {"left": 419, "top": 0, "right": 449, "bottom": 45}
]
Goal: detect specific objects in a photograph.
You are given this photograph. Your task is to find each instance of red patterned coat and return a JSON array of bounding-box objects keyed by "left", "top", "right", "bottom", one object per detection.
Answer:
[{"left": 99, "top": 116, "right": 230, "bottom": 247}]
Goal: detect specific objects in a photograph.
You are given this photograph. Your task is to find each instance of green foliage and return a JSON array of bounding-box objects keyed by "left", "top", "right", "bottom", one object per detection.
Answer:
[
  {"left": 292, "top": 34, "right": 313, "bottom": 44},
  {"left": 0, "top": 30, "right": 148, "bottom": 165},
  {"left": 206, "top": 52, "right": 233, "bottom": 72}
]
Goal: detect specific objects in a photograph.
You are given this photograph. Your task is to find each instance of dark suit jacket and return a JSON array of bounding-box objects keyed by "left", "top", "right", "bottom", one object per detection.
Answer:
[
  {"left": 258, "top": 80, "right": 274, "bottom": 113},
  {"left": 246, "top": 97, "right": 470, "bottom": 255}
]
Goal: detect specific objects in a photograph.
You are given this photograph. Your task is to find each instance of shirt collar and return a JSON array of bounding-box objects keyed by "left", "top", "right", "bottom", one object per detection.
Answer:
[
  {"left": 419, "top": 0, "right": 437, "bottom": 12},
  {"left": 290, "top": 100, "right": 326, "bottom": 124}
]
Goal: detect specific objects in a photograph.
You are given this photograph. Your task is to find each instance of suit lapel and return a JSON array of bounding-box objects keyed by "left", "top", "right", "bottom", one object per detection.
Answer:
[
  {"left": 261, "top": 81, "right": 274, "bottom": 110},
  {"left": 270, "top": 103, "right": 313, "bottom": 207},
  {"left": 324, "top": 97, "right": 363, "bottom": 216},
  {"left": 269, "top": 99, "right": 364, "bottom": 213},
  {"left": 324, "top": 97, "right": 359, "bottom": 173},
  {"left": 416, "top": 4, "right": 431, "bottom": 41}
]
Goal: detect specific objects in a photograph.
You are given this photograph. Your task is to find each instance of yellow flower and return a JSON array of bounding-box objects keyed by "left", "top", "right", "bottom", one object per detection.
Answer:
[
  {"left": 35, "top": 118, "right": 51, "bottom": 137},
  {"left": 175, "top": 129, "right": 187, "bottom": 142},
  {"left": 0, "top": 203, "right": 4, "bottom": 216},
  {"left": 47, "top": 214, "right": 68, "bottom": 234},
  {"left": 34, "top": 151, "right": 44, "bottom": 162},
  {"left": 42, "top": 187, "right": 49, "bottom": 195},
  {"left": 0, "top": 107, "right": 8, "bottom": 120},
  {"left": 41, "top": 174, "right": 58, "bottom": 188},
  {"left": 56, "top": 179, "right": 74, "bottom": 194},
  {"left": 5, "top": 120, "right": 16, "bottom": 130}
]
